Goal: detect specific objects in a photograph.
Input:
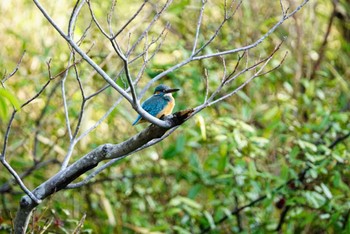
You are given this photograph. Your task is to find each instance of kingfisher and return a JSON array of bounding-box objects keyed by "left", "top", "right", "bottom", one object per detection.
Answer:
[{"left": 132, "top": 84, "right": 180, "bottom": 125}]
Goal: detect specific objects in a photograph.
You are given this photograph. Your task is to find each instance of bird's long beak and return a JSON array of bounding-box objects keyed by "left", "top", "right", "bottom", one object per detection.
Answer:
[{"left": 165, "top": 88, "right": 180, "bottom": 93}]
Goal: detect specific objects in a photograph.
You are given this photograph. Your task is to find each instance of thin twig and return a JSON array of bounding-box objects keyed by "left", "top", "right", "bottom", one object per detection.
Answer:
[
  {"left": 0, "top": 159, "right": 59, "bottom": 193},
  {"left": 110, "top": 40, "right": 138, "bottom": 104},
  {"left": 71, "top": 54, "right": 86, "bottom": 140},
  {"left": 220, "top": 55, "right": 228, "bottom": 84},
  {"left": 208, "top": 51, "right": 275, "bottom": 106},
  {"left": 76, "top": 19, "right": 93, "bottom": 45},
  {"left": 76, "top": 97, "right": 123, "bottom": 142},
  {"left": 192, "top": 0, "right": 207, "bottom": 56},
  {"left": 204, "top": 41, "right": 283, "bottom": 106},
  {"left": 223, "top": 51, "right": 246, "bottom": 83},
  {"left": 33, "top": 81, "right": 61, "bottom": 159},
  {"left": 107, "top": 0, "right": 117, "bottom": 35},
  {"left": 276, "top": 205, "right": 291, "bottom": 231},
  {"left": 0, "top": 159, "right": 41, "bottom": 204},
  {"left": 257, "top": 51, "right": 288, "bottom": 77},
  {"left": 21, "top": 79, "right": 52, "bottom": 109},
  {"left": 2, "top": 50, "right": 26, "bottom": 84},
  {"left": 86, "top": 0, "right": 111, "bottom": 38},
  {"left": 61, "top": 53, "right": 75, "bottom": 141},
  {"left": 329, "top": 132, "right": 350, "bottom": 149},
  {"left": 1, "top": 111, "right": 17, "bottom": 158},
  {"left": 131, "top": 22, "right": 170, "bottom": 66},
  {"left": 203, "top": 68, "right": 209, "bottom": 103},
  {"left": 112, "top": 0, "right": 148, "bottom": 39},
  {"left": 135, "top": 24, "right": 170, "bottom": 83},
  {"left": 234, "top": 194, "right": 243, "bottom": 232},
  {"left": 279, "top": 0, "right": 286, "bottom": 16},
  {"left": 68, "top": 0, "right": 85, "bottom": 39}
]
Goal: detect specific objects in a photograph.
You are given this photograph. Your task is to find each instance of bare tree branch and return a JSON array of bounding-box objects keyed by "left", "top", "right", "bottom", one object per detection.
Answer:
[
  {"left": 140, "top": 0, "right": 308, "bottom": 98},
  {"left": 64, "top": 41, "right": 286, "bottom": 188},
  {"left": 66, "top": 124, "right": 180, "bottom": 189},
  {"left": 6, "top": 0, "right": 311, "bottom": 232},
  {"left": 192, "top": 0, "right": 207, "bottom": 55},
  {"left": 13, "top": 110, "right": 192, "bottom": 233},
  {"left": 33, "top": 0, "right": 173, "bottom": 128},
  {"left": 0, "top": 75, "right": 58, "bottom": 204}
]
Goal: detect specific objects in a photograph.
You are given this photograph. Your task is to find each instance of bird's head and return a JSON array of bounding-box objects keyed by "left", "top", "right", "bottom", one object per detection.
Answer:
[{"left": 153, "top": 84, "right": 180, "bottom": 96}]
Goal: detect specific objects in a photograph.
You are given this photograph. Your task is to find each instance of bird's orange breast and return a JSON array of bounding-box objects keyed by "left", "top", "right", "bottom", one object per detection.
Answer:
[{"left": 156, "top": 95, "right": 175, "bottom": 118}]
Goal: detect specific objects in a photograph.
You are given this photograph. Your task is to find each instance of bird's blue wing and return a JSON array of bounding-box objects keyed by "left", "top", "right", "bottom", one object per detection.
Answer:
[
  {"left": 142, "top": 96, "right": 168, "bottom": 117},
  {"left": 132, "top": 96, "right": 168, "bottom": 125}
]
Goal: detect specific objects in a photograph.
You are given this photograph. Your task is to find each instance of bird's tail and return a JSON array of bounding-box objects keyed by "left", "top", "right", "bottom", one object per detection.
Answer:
[{"left": 132, "top": 116, "right": 141, "bottom": 126}]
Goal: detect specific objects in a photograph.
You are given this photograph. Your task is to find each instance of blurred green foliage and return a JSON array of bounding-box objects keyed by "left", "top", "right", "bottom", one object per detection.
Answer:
[
  {"left": 1, "top": 0, "right": 350, "bottom": 233},
  {"left": 0, "top": 88, "right": 20, "bottom": 119}
]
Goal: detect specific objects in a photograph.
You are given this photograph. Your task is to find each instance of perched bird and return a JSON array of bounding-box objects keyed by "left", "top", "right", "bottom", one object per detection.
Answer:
[{"left": 132, "top": 84, "right": 180, "bottom": 125}]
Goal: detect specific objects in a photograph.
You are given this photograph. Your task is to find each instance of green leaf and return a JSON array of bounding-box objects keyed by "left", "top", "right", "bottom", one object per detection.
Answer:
[
  {"left": 0, "top": 88, "right": 21, "bottom": 110},
  {"left": 168, "top": 0, "right": 190, "bottom": 14},
  {"left": 332, "top": 171, "right": 349, "bottom": 191},
  {"left": 305, "top": 191, "right": 326, "bottom": 208},
  {"left": 204, "top": 211, "right": 216, "bottom": 229},
  {"left": 320, "top": 183, "right": 332, "bottom": 199},
  {"left": 217, "top": 152, "right": 227, "bottom": 172},
  {"left": 189, "top": 153, "right": 201, "bottom": 170},
  {"left": 280, "top": 164, "right": 289, "bottom": 181},
  {"left": 163, "top": 145, "right": 177, "bottom": 159},
  {"left": 173, "top": 226, "right": 192, "bottom": 234},
  {"left": 283, "top": 81, "right": 294, "bottom": 94},
  {"left": 177, "top": 135, "right": 186, "bottom": 151},
  {"left": 0, "top": 97, "right": 8, "bottom": 120},
  {"left": 238, "top": 120, "right": 255, "bottom": 133},
  {"left": 251, "top": 136, "right": 269, "bottom": 147},
  {"left": 237, "top": 90, "right": 251, "bottom": 102},
  {"left": 169, "top": 196, "right": 202, "bottom": 210},
  {"left": 163, "top": 135, "right": 186, "bottom": 159},
  {"left": 262, "top": 106, "right": 280, "bottom": 121},
  {"left": 188, "top": 184, "right": 202, "bottom": 199},
  {"left": 297, "top": 140, "right": 317, "bottom": 152},
  {"left": 196, "top": 115, "right": 207, "bottom": 141},
  {"left": 248, "top": 161, "right": 258, "bottom": 179}
]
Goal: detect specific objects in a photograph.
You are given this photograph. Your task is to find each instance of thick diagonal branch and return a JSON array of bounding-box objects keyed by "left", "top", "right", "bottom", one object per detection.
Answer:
[{"left": 13, "top": 110, "right": 192, "bottom": 234}]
